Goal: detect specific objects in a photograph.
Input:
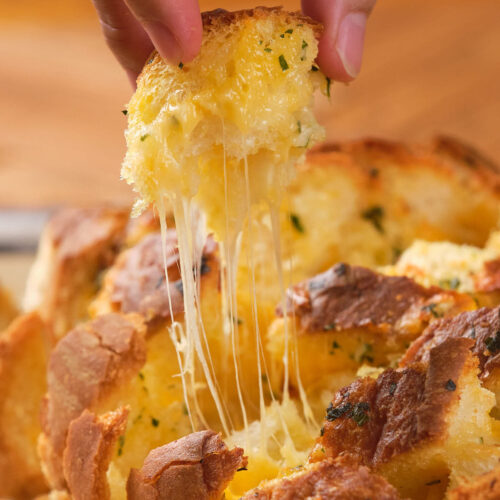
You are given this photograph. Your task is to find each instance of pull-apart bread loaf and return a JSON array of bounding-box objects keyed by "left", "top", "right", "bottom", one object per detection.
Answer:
[{"left": 4, "top": 6, "right": 500, "bottom": 500}]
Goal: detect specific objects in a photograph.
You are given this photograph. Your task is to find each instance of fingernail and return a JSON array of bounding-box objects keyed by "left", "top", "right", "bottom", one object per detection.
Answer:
[
  {"left": 144, "top": 21, "right": 183, "bottom": 64},
  {"left": 336, "top": 12, "right": 367, "bottom": 78}
]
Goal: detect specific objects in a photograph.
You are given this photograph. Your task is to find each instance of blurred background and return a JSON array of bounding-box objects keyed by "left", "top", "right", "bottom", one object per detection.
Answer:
[{"left": 1, "top": 0, "right": 500, "bottom": 298}]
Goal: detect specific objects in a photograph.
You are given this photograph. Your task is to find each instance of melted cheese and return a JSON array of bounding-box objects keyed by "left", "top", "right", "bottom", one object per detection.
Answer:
[{"left": 121, "top": 9, "right": 326, "bottom": 494}]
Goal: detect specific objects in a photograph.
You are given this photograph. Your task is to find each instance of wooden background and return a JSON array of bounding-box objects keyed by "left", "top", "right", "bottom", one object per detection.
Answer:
[
  {"left": 1, "top": 0, "right": 499, "bottom": 208},
  {"left": 0, "top": 0, "right": 499, "bottom": 298}
]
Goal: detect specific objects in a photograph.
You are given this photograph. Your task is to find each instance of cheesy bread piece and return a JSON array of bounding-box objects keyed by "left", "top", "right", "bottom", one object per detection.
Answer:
[
  {"left": 401, "top": 306, "right": 500, "bottom": 408},
  {"left": 122, "top": 7, "right": 324, "bottom": 239},
  {"left": 0, "top": 312, "right": 49, "bottom": 499},
  {"left": 311, "top": 338, "right": 500, "bottom": 499},
  {"left": 241, "top": 458, "right": 401, "bottom": 500},
  {"left": 127, "top": 430, "right": 246, "bottom": 500},
  {"left": 23, "top": 208, "right": 129, "bottom": 341},
  {"left": 448, "top": 463, "right": 500, "bottom": 499},
  {"left": 267, "top": 262, "right": 475, "bottom": 416}
]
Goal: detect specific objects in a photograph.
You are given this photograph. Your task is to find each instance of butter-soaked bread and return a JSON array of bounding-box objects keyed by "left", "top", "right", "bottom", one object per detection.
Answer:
[
  {"left": 241, "top": 458, "right": 401, "bottom": 500},
  {"left": 402, "top": 306, "right": 500, "bottom": 407},
  {"left": 23, "top": 207, "right": 129, "bottom": 341},
  {"left": 0, "top": 312, "right": 49, "bottom": 499},
  {"left": 448, "top": 462, "right": 500, "bottom": 500},
  {"left": 267, "top": 262, "right": 475, "bottom": 415},
  {"left": 311, "top": 338, "right": 500, "bottom": 499},
  {"left": 282, "top": 137, "right": 500, "bottom": 283},
  {"left": 122, "top": 7, "right": 325, "bottom": 237}
]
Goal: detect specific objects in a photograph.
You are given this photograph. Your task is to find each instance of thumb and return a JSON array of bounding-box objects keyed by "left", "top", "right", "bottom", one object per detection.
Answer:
[{"left": 302, "top": 0, "right": 376, "bottom": 82}]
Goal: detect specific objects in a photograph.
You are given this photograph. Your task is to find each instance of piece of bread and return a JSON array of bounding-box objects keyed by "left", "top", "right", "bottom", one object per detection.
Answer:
[
  {"left": 241, "top": 457, "right": 401, "bottom": 500},
  {"left": 311, "top": 338, "right": 500, "bottom": 499},
  {"left": 448, "top": 462, "right": 500, "bottom": 499},
  {"left": 23, "top": 207, "right": 129, "bottom": 341},
  {"left": 0, "top": 312, "right": 49, "bottom": 499},
  {"left": 401, "top": 306, "right": 500, "bottom": 408},
  {"left": 127, "top": 430, "right": 246, "bottom": 500},
  {"left": 267, "top": 262, "right": 475, "bottom": 416},
  {"left": 122, "top": 7, "right": 325, "bottom": 239}
]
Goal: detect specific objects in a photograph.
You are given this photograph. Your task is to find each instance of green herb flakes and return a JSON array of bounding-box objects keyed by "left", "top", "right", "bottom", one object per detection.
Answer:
[
  {"left": 485, "top": 330, "right": 500, "bottom": 354},
  {"left": 140, "top": 134, "right": 150, "bottom": 142},
  {"left": 289, "top": 213, "right": 305, "bottom": 233},
  {"left": 351, "top": 402, "right": 370, "bottom": 426},
  {"left": 389, "top": 382, "right": 397, "bottom": 395},
  {"left": 285, "top": 28, "right": 293, "bottom": 34},
  {"left": 178, "top": 62, "right": 184, "bottom": 69},
  {"left": 422, "top": 303, "right": 443, "bottom": 318},
  {"left": 325, "top": 77, "right": 331, "bottom": 97},
  {"left": 121, "top": 109, "right": 128, "bottom": 116},
  {"left": 117, "top": 435, "right": 125, "bottom": 456},
  {"left": 182, "top": 404, "right": 189, "bottom": 416},
  {"left": 279, "top": 54, "right": 289, "bottom": 71},
  {"left": 297, "top": 120, "right": 302, "bottom": 133},
  {"left": 138, "top": 372, "right": 145, "bottom": 381},
  {"left": 264, "top": 47, "right": 272, "bottom": 53},
  {"left": 151, "top": 417, "right": 160, "bottom": 427},
  {"left": 302, "top": 40, "right": 308, "bottom": 49},
  {"left": 361, "top": 205, "right": 385, "bottom": 233},
  {"left": 445, "top": 379, "right": 456, "bottom": 391}
]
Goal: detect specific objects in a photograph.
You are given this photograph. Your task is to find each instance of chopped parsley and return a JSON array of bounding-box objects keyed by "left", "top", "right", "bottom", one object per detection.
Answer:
[
  {"left": 302, "top": 39, "right": 308, "bottom": 49},
  {"left": 264, "top": 47, "right": 272, "bottom": 53},
  {"left": 151, "top": 417, "right": 160, "bottom": 427},
  {"left": 289, "top": 213, "right": 305, "bottom": 233},
  {"left": 332, "top": 340, "right": 340, "bottom": 349},
  {"left": 439, "top": 277, "right": 461, "bottom": 290},
  {"left": 326, "top": 400, "right": 370, "bottom": 426},
  {"left": 485, "top": 331, "right": 500, "bottom": 354},
  {"left": 285, "top": 28, "right": 294, "bottom": 34},
  {"left": 389, "top": 382, "right": 397, "bottom": 395},
  {"left": 351, "top": 402, "right": 370, "bottom": 426},
  {"left": 335, "top": 263, "right": 348, "bottom": 276},
  {"left": 361, "top": 205, "right": 385, "bottom": 233},
  {"left": 138, "top": 372, "right": 145, "bottom": 381},
  {"left": 178, "top": 62, "right": 184, "bottom": 69},
  {"left": 182, "top": 404, "right": 189, "bottom": 416},
  {"left": 259, "top": 40, "right": 263, "bottom": 45},
  {"left": 121, "top": 109, "right": 128, "bottom": 116},
  {"left": 326, "top": 401, "right": 352, "bottom": 421},
  {"left": 445, "top": 379, "right": 456, "bottom": 391},
  {"left": 422, "top": 303, "right": 443, "bottom": 318},
  {"left": 320, "top": 426, "right": 325, "bottom": 436},
  {"left": 237, "top": 467, "right": 248, "bottom": 471},
  {"left": 140, "top": 134, "right": 150, "bottom": 142},
  {"left": 425, "top": 479, "right": 441, "bottom": 486},
  {"left": 325, "top": 77, "right": 331, "bottom": 98},
  {"left": 279, "top": 54, "right": 289, "bottom": 71},
  {"left": 117, "top": 435, "right": 125, "bottom": 456},
  {"left": 359, "top": 343, "right": 374, "bottom": 364},
  {"left": 297, "top": 120, "right": 302, "bottom": 133}
]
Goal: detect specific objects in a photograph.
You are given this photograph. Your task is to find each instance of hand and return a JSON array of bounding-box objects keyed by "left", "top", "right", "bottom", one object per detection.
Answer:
[{"left": 92, "top": 0, "right": 375, "bottom": 87}]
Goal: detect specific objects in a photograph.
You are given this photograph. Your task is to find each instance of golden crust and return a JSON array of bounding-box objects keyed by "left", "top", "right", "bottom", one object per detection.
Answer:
[
  {"left": 401, "top": 306, "right": 500, "bottom": 382},
  {"left": 282, "top": 262, "right": 471, "bottom": 334},
  {"left": 24, "top": 207, "right": 129, "bottom": 341},
  {"left": 312, "top": 338, "right": 474, "bottom": 466},
  {"left": 126, "top": 430, "right": 247, "bottom": 500},
  {"left": 200, "top": 7, "right": 323, "bottom": 39},
  {"left": 0, "top": 283, "right": 17, "bottom": 332},
  {"left": 62, "top": 407, "right": 129, "bottom": 500},
  {"left": 448, "top": 463, "right": 500, "bottom": 500},
  {"left": 242, "top": 458, "right": 401, "bottom": 500},
  {"left": 40, "top": 313, "right": 146, "bottom": 488},
  {"left": 91, "top": 232, "right": 219, "bottom": 330},
  {"left": 0, "top": 312, "right": 49, "bottom": 499}
]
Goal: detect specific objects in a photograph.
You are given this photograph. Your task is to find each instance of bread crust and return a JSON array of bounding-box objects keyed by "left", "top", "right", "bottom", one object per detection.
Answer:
[
  {"left": 242, "top": 458, "right": 401, "bottom": 500},
  {"left": 401, "top": 306, "right": 500, "bottom": 381},
  {"left": 126, "top": 430, "right": 247, "bottom": 500},
  {"left": 282, "top": 263, "right": 472, "bottom": 335},
  {"left": 312, "top": 338, "right": 474, "bottom": 466},
  {"left": 24, "top": 207, "right": 129, "bottom": 341},
  {"left": 40, "top": 313, "right": 146, "bottom": 488},
  {"left": 92, "top": 232, "right": 219, "bottom": 329},
  {"left": 0, "top": 312, "right": 49, "bottom": 498},
  {"left": 62, "top": 407, "right": 129, "bottom": 500}
]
